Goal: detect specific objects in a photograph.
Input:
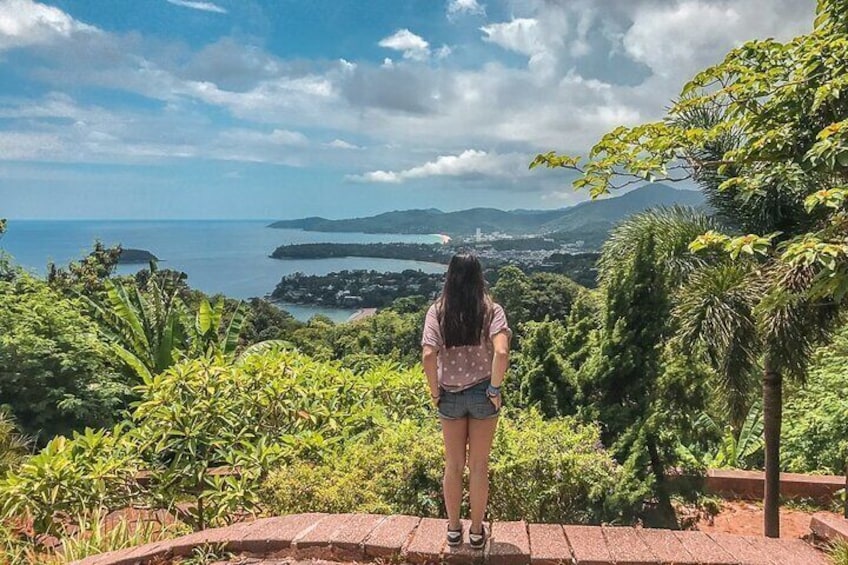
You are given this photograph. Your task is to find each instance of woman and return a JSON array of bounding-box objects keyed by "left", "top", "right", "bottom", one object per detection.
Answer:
[{"left": 421, "top": 253, "right": 511, "bottom": 550}]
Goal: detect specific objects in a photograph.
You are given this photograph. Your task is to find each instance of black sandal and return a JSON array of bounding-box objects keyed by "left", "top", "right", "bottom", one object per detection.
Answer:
[
  {"left": 446, "top": 524, "right": 462, "bottom": 547},
  {"left": 468, "top": 524, "right": 486, "bottom": 549}
]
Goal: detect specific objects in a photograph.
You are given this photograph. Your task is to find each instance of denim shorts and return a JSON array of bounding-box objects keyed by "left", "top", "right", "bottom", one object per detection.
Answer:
[{"left": 437, "top": 379, "right": 500, "bottom": 420}]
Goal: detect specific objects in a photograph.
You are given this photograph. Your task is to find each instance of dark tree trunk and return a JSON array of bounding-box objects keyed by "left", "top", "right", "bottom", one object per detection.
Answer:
[
  {"left": 647, "top": 435, "right": 678, "bottom": 529},
  {"left": 762, "top": 364, "right": 782, "bottom": 538}
]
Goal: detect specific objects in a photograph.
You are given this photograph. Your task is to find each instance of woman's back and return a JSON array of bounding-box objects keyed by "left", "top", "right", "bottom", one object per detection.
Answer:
[{"left": 421, "top": 301, "right": 510, "bottom": 392}]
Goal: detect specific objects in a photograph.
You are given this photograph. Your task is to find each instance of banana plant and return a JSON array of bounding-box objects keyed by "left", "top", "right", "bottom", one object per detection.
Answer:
[
  {"left": 84, "top": 275, "right": 186, "bottom": 384},
  {"left": 698, "top": 403, "right": 764, "bottom": 469},
  {"left": 88, "top": 274, "right": 284, "bottom": 382}
]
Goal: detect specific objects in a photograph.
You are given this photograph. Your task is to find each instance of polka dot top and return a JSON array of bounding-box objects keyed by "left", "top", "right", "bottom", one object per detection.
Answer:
[{"left": 421, "top": 302, "right": 511, "bottom": 392}]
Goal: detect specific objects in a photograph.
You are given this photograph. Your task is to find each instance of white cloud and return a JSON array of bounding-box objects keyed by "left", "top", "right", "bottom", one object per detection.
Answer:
[
  {"left": 481, "top": 19, "right": 543, "bottom": 57},
  {"left": 165, "top": 0, "right": 227, "bottom": 14},
  {"left": 0, "top": 0, "right": 819, "bottom": 198},
  {"left": 622, "top": 0, "right": 811, "bottom": 79},
  {"left": 447, "top": 0, "right": 485, "bottom": 18},
  {"left": 435, "top": 44, "right": 452, "bottom": 59},
  {"left": 479, "top": 13, "right": 568, "bottom": 78},
  {"left": 0, "top": 0, "right": 97, "bottom": 51},
  {"left": 349, "top": 149, "right": 524, "bottom": 183},
  {"left": 326, "top": 139, "right": 362, "bottom": 150},
  {"left": 378, "top": 29, "right": 430, "bottom": 61}
]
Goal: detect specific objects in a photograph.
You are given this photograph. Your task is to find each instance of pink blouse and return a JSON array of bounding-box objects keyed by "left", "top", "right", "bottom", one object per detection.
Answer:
[{"left": 421, "top": 302, "right": 511, "bottom": 392}]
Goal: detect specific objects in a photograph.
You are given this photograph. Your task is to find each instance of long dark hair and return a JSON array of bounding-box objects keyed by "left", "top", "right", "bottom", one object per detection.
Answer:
[{"left": 437, "top": 253, "right": 492, "bottom": 348}]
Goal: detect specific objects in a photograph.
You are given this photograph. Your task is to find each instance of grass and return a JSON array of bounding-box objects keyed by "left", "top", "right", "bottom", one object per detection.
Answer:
[
  {"left": 1, "top": 512, "right": 188, "bottom": 565},
  {"left": 830, "top": 539, "right": 848, "bottom": 565}
]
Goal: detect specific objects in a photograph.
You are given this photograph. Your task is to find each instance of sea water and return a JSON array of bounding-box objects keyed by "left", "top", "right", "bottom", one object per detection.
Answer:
[{"left": 0, "top": 220, "right": 445, "bottom": 322}]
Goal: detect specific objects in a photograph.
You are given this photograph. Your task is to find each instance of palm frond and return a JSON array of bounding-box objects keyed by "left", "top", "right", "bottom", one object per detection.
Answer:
[
  {"left": 599, "top": 206, "right": 719, "bottom": 287},
  {"left": 674, "top": 262, "right": 761, "bottom": 422}
]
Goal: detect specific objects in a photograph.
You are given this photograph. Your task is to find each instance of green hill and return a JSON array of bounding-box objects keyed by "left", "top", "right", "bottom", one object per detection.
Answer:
[{"left": 269, "top": 183, "right": 704, "bottom": 237}]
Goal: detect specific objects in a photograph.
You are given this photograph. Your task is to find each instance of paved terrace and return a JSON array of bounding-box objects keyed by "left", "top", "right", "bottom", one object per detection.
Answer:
[{"left": 72, "top": 512, "right": 828, "bottom": 565}]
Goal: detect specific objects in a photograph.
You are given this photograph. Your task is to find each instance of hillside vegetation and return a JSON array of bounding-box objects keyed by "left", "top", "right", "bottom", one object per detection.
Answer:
[{"left": 269, "top": 184, "right": 704, "bottom": 237}]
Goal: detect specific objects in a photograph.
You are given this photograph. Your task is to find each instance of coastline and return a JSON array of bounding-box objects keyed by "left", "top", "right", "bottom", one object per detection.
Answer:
[
  {"left": 347, "top": 307, "right": 378, "bottom": 322},
  {"left": 437, "top": 233, "right": 451, "bottom": 244}
]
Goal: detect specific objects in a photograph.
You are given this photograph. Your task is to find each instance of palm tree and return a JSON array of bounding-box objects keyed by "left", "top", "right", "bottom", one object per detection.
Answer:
[
  {"left": 601, "top": 201, "right": 841, "bottom": 536},
  {"left": 668, "top": 101, "right": 841, "bottom": 537}
]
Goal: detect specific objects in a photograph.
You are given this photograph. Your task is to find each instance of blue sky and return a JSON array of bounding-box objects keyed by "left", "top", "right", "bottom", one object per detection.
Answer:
[{"left": 0, "top": 0, "right": 815, "bottom": 219}]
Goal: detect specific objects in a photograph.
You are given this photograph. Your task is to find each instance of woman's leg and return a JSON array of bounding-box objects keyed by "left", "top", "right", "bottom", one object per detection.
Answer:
[
  {"left": 467, "top": 415, "right": 498, "bottom": 534},
  {"left": 440, "top": 416, "right": 468, "bottom": 529}
]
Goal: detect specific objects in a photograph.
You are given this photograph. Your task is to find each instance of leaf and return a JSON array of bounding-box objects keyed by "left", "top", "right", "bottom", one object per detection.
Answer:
[{"left": 196, "top": 299, "right": 213, "bottom": 336}]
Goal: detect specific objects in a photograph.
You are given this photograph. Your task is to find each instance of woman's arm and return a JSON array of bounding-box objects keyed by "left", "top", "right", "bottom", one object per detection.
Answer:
[
  {"left": 490, "top": 332, "right": 510, "bottom": 388},
  {"left": 422, "top": 344, "right": 440, "bottom": 401}
]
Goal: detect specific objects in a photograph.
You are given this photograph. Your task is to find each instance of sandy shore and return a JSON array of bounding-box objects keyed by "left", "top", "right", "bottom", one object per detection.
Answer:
[
  {"left": 347, "top": 307, "right": 378, "bottom": 322},
  {"left": 438, "top": 233, "right": 452, "bottom": 244}
]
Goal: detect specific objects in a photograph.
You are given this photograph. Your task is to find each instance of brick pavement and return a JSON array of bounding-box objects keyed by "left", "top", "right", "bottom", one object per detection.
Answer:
[{"left": 70, "top": 512, "right": 829, "bottom": 565}]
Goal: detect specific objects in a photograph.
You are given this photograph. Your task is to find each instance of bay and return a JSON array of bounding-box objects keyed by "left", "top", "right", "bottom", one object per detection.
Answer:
[{"left": 0, "top": 220, "right": 446, "bottom": 322}]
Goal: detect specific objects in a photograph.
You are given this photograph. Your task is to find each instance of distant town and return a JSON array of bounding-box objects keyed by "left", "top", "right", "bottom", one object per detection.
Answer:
[{"left": 270, "top": 231, "right": 599, "bottom": 308}]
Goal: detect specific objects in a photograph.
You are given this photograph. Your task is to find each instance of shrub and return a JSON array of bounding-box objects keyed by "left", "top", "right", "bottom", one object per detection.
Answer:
[
  {"left": 0, "top": 427, "right": 141, "bottom": 537},
  {"left": 488, "top": 409, "right": 627, "bottom": 523},
  {"left": 0, "top": 348, "right": 435, "bottom": 536},
  {"left": 262, "top": 409, "right": 630, "bottom": 524},
  {"left": 0, "top": 411, "right": 30, "bottom": 476},
  {"left": 261, "top": 419, "right": 444, "bottom": 517},
  {"left": 0, "top": 275, "right": 129, "bottom": 440}
]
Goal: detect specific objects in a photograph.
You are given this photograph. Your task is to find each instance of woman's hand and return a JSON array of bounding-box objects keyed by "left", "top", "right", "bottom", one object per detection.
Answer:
[
  {"left": 430, "top": 390, "right": 442, "bottom": 408},
  {"left": 487, "top": 393, "right": 501, "bottom": 411}
]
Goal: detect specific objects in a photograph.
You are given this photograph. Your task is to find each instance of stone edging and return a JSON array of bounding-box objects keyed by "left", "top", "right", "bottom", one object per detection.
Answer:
[
  {"left": 811, "top": 511, "right": 848, "bottom": 544},
  {"left": 71, "top": 512, "right": 829, "bottom": 565},
  {"left": 705, "top": 469, "right": 845, "bottom": 504}
]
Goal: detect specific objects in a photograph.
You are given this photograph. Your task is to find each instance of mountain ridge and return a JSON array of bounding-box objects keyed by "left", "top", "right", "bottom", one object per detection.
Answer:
[{"left": 269, "top": 183, "right": 704, "bottom": 237}]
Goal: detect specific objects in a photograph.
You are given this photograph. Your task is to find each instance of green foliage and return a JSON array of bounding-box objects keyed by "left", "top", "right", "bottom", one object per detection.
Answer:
[
  {"left": 46, "top": 241, "right": 123, "bottom": 296},
  {"left": 47, "top": 513, "right": 186, "bottom": 565},
  {"left": 263, "top": 409, "right": 631, "bottom": 524},
  {"left": 0, "top": 412, "right": 29, "bottom": 477},
  {"left": 262, "top": 419, "right": 444, "bottom": 516},
  {"left": 782, "top": 325, "right": 848, "bottom": 474},
  {"left": 830, "top": 539, "right": 848, "bottom": 565},
  {"left": 288, "top": 307, "right": 426, "bottom": 366},
  {"left": 85, "top": 275, "right": 187, "bottom": 382},
  {"left": 0, "top": 274, "right": 129, "bottom": 440},
  {"left": 579, "top": 211, "right": 716, "bottom": 526},
  {"left": 697, "top": 404, "right": 764, "bottom": 469},
  {"left": 488, "top": 409, "right": 631, "bottom": 524},
  {"left": 241, "top": 297, "right": 301, "bottom": 343},
  {"left": 0, "top": 348, "right": 433, "bottom": 536},
  {"left": 132, "top": 356, "right": 285, "bottom": 530},
  {"left": 130, "top": 349, "right": 429, "bottom": 530},
  {"left": 491, "top": 266, "right": 585, "bottom": 329},
  {"left": 87, "top": 272, "right": 255, "bottom": 383},
  {"left": 0, "top": 427, "right": 142, "bottom": 536},
  {"left": 512, "top": 320, "right": 579, "bottom": 417},
  {"left": 0, "top": 511, "right": 186, "bottom": 565}
]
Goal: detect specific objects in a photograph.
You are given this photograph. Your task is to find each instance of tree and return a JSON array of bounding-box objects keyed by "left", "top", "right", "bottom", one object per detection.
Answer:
[
  {"left": 574, "top": 209, "right": 716, "bottom": 527},
  {"left": 532, "top": 0, "right": 848, "bottom": 535},
  {"left": 491, "top": 266, "right": 532, "bottom": 327},
  {"left": 0, "top": 275, "right": 128, "bottom": 440},
  {"left": 47, "top": 241, "right": 123, "bottom": 296},
  {"left": 513, "top": 320, "right": 577, "bottom": 417}
]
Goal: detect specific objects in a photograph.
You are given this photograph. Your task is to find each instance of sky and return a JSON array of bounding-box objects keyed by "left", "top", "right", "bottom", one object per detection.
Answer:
[{"left": 0, "top": 0, "right": 817, "bottom": 219}]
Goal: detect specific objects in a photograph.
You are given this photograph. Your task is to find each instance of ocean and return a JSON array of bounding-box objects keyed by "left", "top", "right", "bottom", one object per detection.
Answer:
[{"left": 0, "top": 220, "right": 446, "bottom": 322}]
